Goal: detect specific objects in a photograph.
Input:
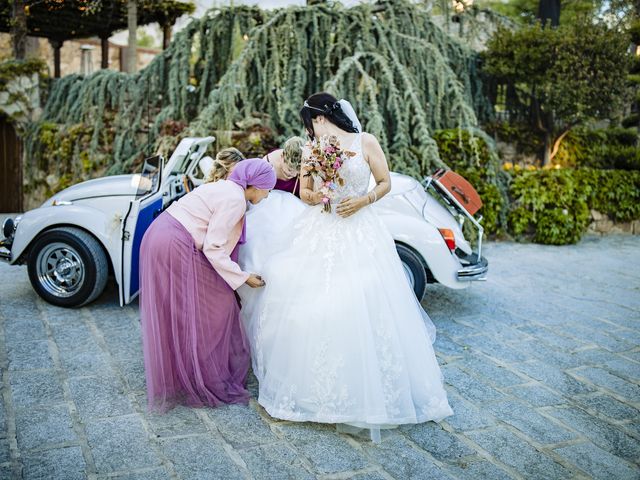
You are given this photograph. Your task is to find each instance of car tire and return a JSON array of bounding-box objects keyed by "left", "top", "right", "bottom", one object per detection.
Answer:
[
  {"left": 396, "top": 243, "right": 428, "bottom": 301},
  {"left": 27, "top": 227, "right": 109, "bottom": 308}
]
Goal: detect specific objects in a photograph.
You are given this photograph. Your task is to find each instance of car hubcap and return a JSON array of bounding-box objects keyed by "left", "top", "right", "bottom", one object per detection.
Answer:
[
  {"left": 37, "top": 243, "right": 85, "bottom": 298},
  {"left": 402, "top": 262, "right": 415, "bottom": 289}
]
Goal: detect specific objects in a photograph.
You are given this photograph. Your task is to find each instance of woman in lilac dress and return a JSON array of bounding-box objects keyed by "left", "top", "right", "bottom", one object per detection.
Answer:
[
  {"left": 263, "top": 136, "right": 306, "bottom": 197},
  {"left": 139, "top": 158, "right": 277, "bottom": 412}
]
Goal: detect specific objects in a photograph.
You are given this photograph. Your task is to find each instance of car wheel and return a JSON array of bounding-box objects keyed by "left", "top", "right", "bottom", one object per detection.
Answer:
[
  {"left": 27, "top": 227, "right": 108, "bottom": 308},
  {"left": 396, "top": 243, "right": 428, "bottom": 301}
]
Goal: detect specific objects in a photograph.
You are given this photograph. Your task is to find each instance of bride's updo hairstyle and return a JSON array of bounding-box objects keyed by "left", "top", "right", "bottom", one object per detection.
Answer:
[{"left": 300, "top": 92, "right": 358, "bottom": 138}]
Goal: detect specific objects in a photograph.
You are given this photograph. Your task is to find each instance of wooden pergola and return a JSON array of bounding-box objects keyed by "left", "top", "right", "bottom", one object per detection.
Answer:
[{"left": 0, "top": 0, "right": 194, "bottom": 77}]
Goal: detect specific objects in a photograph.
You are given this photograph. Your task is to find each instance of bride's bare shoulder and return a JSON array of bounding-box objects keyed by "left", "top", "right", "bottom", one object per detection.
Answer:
[{"left": 361, "top": 132, "right": 381, "bottom": 148}]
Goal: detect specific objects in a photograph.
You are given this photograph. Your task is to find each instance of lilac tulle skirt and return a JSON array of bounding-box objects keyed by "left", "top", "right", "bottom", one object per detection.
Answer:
[{"left": 139, "top": 212, "right": 250, "bottom": 412}]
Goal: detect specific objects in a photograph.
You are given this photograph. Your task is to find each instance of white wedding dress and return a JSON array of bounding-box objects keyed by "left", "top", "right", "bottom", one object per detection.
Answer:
[{"left": 238, "top": 133, "right": 452, "bottom": 440}]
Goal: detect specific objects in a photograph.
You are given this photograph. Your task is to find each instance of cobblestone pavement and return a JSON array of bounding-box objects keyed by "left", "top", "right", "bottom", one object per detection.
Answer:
[{"left": 0, "top": 235, "right": 639, "bottom": 479}]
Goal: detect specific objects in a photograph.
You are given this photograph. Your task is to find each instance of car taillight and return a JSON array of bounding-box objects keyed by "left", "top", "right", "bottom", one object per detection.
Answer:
[{"left": 438, "top": 228, "right": 456, "bottom": 252}]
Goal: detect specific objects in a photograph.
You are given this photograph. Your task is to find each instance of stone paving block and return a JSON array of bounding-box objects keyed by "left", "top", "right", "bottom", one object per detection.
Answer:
[
  {"left": 8, "top": 340, "right": 53, "bottom": 371},
  {"left": 434, "top": 334, "right": 467, "bottom": 357},
  {"left": 160, "top": 435, "right": 244, "bottom": 480},
  {"left": 565, "top": 325, "right": 635, "bottom": 353},
  {"left": 50, "top": 322, "right": 98, "bottom": 353},
  {"left": 455, "top": 353, "right": 526, "bottom": 388},
  {"left": 513, "top": 341, "right": 587, "bottom": 369},
  {"left": 573, "top": 394, "right": 640, "bottom": 421},
  {"left": 456, "top": 335, "right": 530, "bottom": 363},
  {"left": 22, "top": 445, "right": 86, "bottom": 480},
  {"left": 466, "top": 426, "right": 573, "bottom": 480},
  {"left": 504, "top": 384, "right": 565, "bottom": 407},
  {"left": 0, "top": 464, "right": 12, "bottom": 480},
  {"left": 0, "top": 396, "right": 6, "bottom": 435},
  {"left": 4, "top": 316, "right": 46, "bottom": 345},
  {"left": 442, "top": 365, "right": 505, "bottom": 403},
  {"left": 556, "top": 442, "right": 639, "bottom": 480},
  {"left": 15, "top": 404, "right": 77, "bottom": 450},
  {"left": 59, "top": 349, "right": 113, "bottom": 378},
  {"left": 361, "top": 435, "right": 452, "bottom": 479},
  {"left": 442, "top": 391, "right": 495, "bottom": 431},
  {"left": 400, "top": 422, "right": 475, "bottom": 461},
  {"left": 515, "top": 361, "right": 595, "bottom": 396},
  {"left": 115, "top": 357, "right": 146, "bottom": 392},
  {"left": 0, "top": 438, "right": 9, "bottom": 464},
  {"left": 530, "top": 329, "right": 590, "bottom": 351},
  {"left": 569, "top": 366, "right": 640, "bottom": 401},
  {"left": 143, "top": 403, "right": 208, "bottom": 438},
  {"left": 237, "top": 442, "right": 314, "bottom": 480},
  {"left": 349, "top": 472, "right": 389, "bottom": 480},
  {"left": 546, "top": 406, "right": 640, "bottom": 462},
  {"left": 207, "top": 402, "right": 278, "bottom": 448},
  {"left": 438, "top": 320, "right": 479, "bottom": 339},
  {"left": 274, "top": 422, "right": 369, "bottom": 475},
  {"left": 599, "top": 356, "right": 640, "bottom": 383},
  {"left": 443, "top": 459, "right": 516, "bottom": 480},
  {"left": 101, "top": 330, "right": 143, "bottom": 360},
  {"left": 68, "top": 376, "right": 134, "bottom": 420},
  {"left": 607, "top": 328, "right": 640, "bottom": 345},
  {"left": 95, "top": 467, "right": 173, "bottom": 480},
  {"left": 485, "top": 400, "right": 576, "bottom": 445},
  {"left": 85, "top": 415, "right": 161, "bottom": 473},
  {"left": 9, "top": 370, "right": 64, "bottom": 408}
]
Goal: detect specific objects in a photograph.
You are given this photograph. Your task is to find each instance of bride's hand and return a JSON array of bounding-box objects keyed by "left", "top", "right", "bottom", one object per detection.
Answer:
[
  {"left": 336, "top": 196, "right": 367, "bottom": 218},
  {"left": 246, "top": 274, "right": 266, "bottom": 288}
]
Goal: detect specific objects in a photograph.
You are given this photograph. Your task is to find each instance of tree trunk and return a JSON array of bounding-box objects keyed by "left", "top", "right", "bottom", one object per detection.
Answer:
[
  {"left": 126, "top": 0, "right": 137, "bottom": 73},
  {"left": 11, "top": 0, "right": 28, "bottom": 59},
  {"left": 549, "top": 127, "right": 574, "bottom": 163},
  {"left": 162, "top": 24, "right": 172, "bottom": 50},
  {"left": 537, "top": 0, "right": 560, "bottom": 27},
  {"left": 49, "top": 39, "right": 63, "bottom": 78},
  {"left": 100, "top": 36, "right": 109, "bottom": 69}
]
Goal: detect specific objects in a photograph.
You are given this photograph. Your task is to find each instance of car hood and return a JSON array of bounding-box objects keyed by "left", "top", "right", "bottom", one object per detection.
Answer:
[{"left": 43, "top": 175, "right": 138, "bottom": 206}]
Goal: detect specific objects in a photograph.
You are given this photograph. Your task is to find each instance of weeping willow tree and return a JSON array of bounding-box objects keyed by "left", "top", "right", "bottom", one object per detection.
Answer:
[{"left": 25, "top": 0, "right": 497, "bottom": 199}]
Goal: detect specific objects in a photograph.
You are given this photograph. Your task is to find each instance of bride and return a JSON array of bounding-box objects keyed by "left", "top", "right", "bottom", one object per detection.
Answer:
[{"left": 238, "top": 92, "right": 452, "bottom": 441}]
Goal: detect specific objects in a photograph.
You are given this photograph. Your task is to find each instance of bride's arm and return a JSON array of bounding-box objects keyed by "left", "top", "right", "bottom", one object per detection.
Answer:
[
  {"left": 364, "top": 133, "right": 392, "bottom": 201},
  {"left": 336, "top": 133, "right": 391, "bottom": 218}
]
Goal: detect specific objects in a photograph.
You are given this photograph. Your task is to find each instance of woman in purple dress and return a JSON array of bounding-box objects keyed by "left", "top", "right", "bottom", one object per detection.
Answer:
[
  {"left": 263, "top": 136, "right": 306, "bottom": 197},
  {"left": 139, "top": 158, "right": 277, "bottom": 412}
]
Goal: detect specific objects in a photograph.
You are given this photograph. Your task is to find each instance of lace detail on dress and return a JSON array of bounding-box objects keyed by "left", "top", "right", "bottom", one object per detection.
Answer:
[
  {"left": 374, "top": 324, "right": 403, "bottom": 417},
  {"left": 332, "top": 133, "right": 370, "bottom": 205},
  {"left": 308, "top": 341, "right": 355, "bottom": 417}
]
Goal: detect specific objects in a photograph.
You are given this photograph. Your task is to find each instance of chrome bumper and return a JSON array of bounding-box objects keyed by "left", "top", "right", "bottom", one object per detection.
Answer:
[{"left": 457, "top": 256, "right": 488, "bottom": 281}]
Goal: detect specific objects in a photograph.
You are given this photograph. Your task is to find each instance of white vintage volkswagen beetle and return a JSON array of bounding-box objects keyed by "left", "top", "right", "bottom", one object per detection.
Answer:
[{"left": 0, "top": 137, "right": 487, "bottom": 307}]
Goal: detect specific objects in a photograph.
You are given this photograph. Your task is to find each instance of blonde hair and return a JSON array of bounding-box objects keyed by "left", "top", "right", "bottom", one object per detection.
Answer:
[
  {"left": 205, "top": 147, "right": 245, "bottom": 183},
  {"left": 282, "top": 136, "right": 305, "bottom": 176}
]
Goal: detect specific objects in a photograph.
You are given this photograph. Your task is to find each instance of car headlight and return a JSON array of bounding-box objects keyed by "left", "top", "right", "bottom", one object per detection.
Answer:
[{"left": 2, "top": 217, "right": 17, "bottom": 239}]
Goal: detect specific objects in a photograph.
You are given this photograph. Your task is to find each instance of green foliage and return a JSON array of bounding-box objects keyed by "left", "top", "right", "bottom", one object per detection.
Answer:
[
  {"left": 508, "top": 169, "right": 592, "bottom": 244},
  {"left": 25, "top": 1, "right": 493, "bottom": 190},
  {"left": 482, "top": 22, "right": 631, "bottom": 130},
  {"left": 0, "top": 58, "right": 47, "bottom": 88},
  {"left": 484, "top": 120, "right": 543, "bottom": 156},
  {"left": 554, "top": 127, "right": 640, "bottom": 170},
  {"left": 507, "top": 168, "right": 640, "bottom": 244}
]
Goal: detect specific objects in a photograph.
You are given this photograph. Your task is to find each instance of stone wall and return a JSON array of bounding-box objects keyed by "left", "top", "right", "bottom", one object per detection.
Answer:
[{"left": 588, "top": 210, "right": 640, "bottom": 235}]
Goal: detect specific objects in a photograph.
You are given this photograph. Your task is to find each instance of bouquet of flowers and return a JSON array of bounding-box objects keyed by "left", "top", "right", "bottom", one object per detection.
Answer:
[{"left": 304, "top": 135, "right": 356, "bottom": 213}]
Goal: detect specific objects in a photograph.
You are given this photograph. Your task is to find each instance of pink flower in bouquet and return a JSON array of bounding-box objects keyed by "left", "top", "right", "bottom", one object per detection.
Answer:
[
  {"left": 333, "top": 160, "right": 341, "bottom": 169},
  {"left": 322, "top": 197, "right": 330, "bottom": 204}
]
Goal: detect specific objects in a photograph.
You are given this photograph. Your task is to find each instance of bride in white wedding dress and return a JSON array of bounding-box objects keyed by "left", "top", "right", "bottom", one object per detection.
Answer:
[{"left": 238, "top": 92, "right": 452, "bottom": 441}]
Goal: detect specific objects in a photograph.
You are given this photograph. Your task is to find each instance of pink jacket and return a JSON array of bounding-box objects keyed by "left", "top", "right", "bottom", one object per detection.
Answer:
[{"left": 166, "top": 180, "right": 250, "bottom": 290}]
